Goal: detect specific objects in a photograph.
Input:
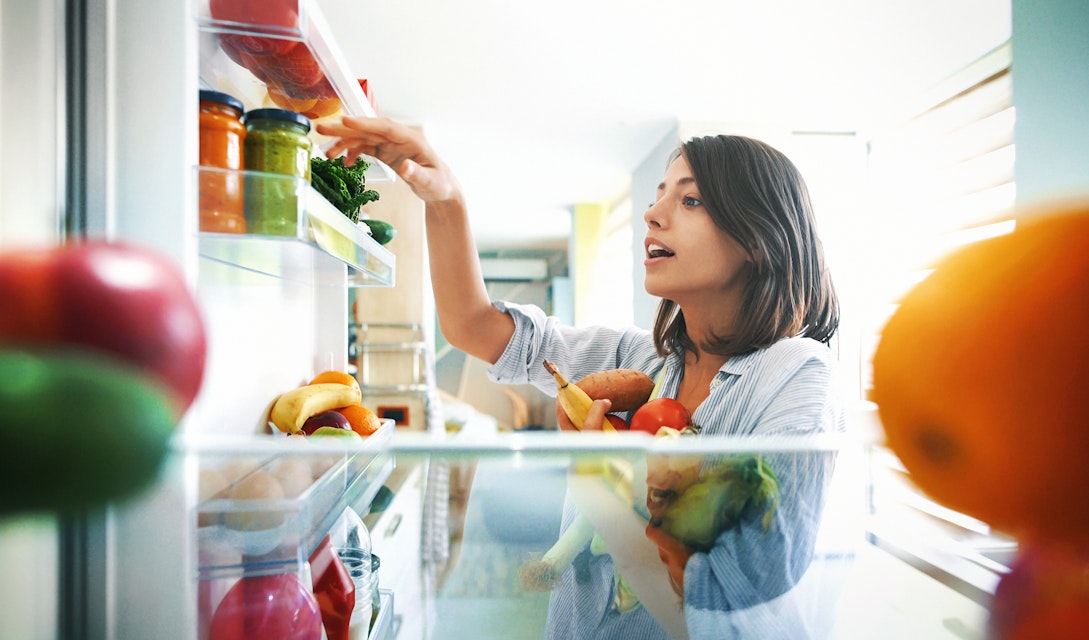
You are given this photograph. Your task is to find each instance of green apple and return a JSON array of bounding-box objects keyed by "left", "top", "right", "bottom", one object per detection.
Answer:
[{"left": 310, "top": 426, "right": 361, "bottom": 439}]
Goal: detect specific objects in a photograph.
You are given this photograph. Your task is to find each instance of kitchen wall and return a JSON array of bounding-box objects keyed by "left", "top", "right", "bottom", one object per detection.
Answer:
[{"left": 1011, "top": 0, "right": 1089, "bottom": 206}]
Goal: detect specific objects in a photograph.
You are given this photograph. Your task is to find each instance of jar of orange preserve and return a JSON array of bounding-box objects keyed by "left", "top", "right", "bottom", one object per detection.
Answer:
[{"left": 198, "top": 89, "right": 246, "bottom": 233}]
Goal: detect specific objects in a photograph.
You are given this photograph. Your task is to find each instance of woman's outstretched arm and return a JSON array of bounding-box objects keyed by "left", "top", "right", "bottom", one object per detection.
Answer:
[{"left": 317, "top": 116, "right": 514, "bottom": 363}]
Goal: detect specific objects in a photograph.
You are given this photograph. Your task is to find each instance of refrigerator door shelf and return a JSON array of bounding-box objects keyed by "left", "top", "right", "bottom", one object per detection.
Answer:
[
  {"left": 368, "top": 589, "right": 395, "bottom": 640},
  {"left": 195, "top": 0, "right": 394, "bottom": 182},
  {"left": 197, "top": 166, "right": 396, "bottom": 287},
  {"left": 193, "top": 418, "right": 396, "bottom": 578}
]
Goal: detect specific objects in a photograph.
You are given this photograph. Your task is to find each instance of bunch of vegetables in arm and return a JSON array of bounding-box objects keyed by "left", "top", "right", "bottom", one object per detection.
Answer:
[
  {"left": 529, "top": 362, "right": 780, "bottom": 613},
  {"left": 310, "top": 156, "right": 397, "bottom": 245},
  {"left": 872, "top": 203, "right": 1089, "bottom": 639},
  {"left": 0, "top": 241, "right": 208, "bottom": 513}
]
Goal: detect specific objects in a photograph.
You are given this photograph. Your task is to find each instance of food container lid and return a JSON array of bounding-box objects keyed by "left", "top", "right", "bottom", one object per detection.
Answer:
[
  {"left": 243, "top": 108, "right": 312, "bottom": 132},
  {"left": 198, "top": 89, "right": 244, "bottom": 113}
]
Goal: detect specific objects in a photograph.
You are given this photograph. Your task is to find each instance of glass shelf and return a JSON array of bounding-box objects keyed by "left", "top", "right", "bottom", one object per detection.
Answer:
[
  {"left": 195, "top": 0, "right": 394, "bottom": 182},
  {"left": 197, "top": 166, "right": 395, "bottom": 287},
  {"left": 189, "top": 420, "right": 395, "bottom": 575}
]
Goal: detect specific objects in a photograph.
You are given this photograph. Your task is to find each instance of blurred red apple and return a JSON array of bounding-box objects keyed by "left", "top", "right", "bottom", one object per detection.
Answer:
[
  {"left": 209, "top": 572, "right": 321, "bottom": 640},
  {"left": 0, "top": 241, "right": 207, "bottom": 415},
  {"left": 989, "top": 539, "right": 1089, "bottom": 639}
]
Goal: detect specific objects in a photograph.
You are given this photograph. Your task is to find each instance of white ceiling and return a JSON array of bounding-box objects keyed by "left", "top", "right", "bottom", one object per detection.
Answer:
[{"left": 319, "top": 0, "right": 1011, "bottom": 250}]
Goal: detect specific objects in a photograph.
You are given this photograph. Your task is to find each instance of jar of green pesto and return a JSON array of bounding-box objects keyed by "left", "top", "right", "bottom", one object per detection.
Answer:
[{"left": 242, "top": 108, "right": 312, "bottom": 236}]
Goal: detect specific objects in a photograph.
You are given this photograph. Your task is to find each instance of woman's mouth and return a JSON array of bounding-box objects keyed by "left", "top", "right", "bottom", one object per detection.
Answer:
[{"left": 646, "top": 242, "right": 675, "bottom": 260}]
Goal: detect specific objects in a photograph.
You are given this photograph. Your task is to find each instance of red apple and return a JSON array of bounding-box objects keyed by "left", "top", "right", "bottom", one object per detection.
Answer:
[
  {"left": 209, "top": 572, "right": 321, "bottom": 640},
  {"left": 301, "top": 410, "right": 351, "bottom": 435},
  {"left": 0, "top": 241, "right": 207, "bottom": 415}
]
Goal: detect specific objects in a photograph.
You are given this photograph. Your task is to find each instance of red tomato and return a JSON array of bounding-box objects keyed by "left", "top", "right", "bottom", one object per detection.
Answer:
[
  {"left": 209, "top": 0, "right": 300, "bottom": 55},
  {"left": 630, "top": 398, "right": 692, "bottom": 434},
  {"left": 277, "top": 45, "right": 324, "bottom": 89},
  {"left": 0, "top": 242, "right": 207, "bottom": 415},
  {"left": 209, "top": 573, "right": 322, "bottom": 640},
  {"left": 605, "top": 414, "right": 629, "bottom": 431}
]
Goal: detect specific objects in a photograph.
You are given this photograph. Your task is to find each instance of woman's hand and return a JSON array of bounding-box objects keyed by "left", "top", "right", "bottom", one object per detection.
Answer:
[
  {"left": 315, "top": 116, "right": 462, "bottom": 204},
  {"left": 556, "top": 398, "right": 612, "bottom": 431}
]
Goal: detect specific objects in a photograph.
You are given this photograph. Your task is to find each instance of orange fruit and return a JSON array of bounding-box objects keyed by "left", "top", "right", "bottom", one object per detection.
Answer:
[
  {"left": 308, "top": 370, "right": 359, "bottom": 393},
  {"left": 871, "top": 203, "right": 1089, "bottom": 547},
  {"left": 302, "top": 97, "right": 342, "bottom": 120},
  {"left": 336, "top": 404, "right": 382, "bottom": 437},
  {"left": 266, "top": 84, "right": 317, "bottom": 113}
]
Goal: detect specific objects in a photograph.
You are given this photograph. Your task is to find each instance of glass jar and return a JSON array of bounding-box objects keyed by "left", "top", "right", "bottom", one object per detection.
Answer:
[
  {"left": 198, "top": 89, "right": 246, "bottom": 233},
  {"left": 242, "top": 108, "right": 312, "bottom": 236}
]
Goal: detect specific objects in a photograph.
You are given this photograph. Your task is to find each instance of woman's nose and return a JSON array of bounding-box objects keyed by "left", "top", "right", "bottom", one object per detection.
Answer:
[{"left": 644, "top": 202, "right": 663, "bottom": 228}]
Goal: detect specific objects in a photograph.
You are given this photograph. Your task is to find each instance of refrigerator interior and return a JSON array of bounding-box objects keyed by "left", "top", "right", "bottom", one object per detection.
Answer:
[{"left": 0, "top": 0, "right": 1022, "bottom": 638}]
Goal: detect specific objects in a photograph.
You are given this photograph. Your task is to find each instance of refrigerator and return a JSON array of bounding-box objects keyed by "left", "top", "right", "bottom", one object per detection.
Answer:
[{"left": 0, "top": 1, "right": 1010, "bottom": 639}]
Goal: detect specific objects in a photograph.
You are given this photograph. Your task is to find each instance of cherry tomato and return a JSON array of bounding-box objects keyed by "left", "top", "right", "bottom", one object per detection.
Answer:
[
  {"left": 630, "top": 398, "right": 692, "bottom": 434},
  {"left": 0, "top": 241, "right": 208, "bottom": 415}
]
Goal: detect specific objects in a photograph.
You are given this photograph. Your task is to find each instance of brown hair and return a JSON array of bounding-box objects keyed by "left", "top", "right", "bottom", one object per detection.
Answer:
[{"left": 653, "top": 135, "right": 839, "bottom": 358}]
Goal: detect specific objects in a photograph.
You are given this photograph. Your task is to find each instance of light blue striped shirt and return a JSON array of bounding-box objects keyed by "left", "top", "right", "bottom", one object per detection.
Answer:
[{"left": 488, "top": 301, "right": 845, "bottom": 639}]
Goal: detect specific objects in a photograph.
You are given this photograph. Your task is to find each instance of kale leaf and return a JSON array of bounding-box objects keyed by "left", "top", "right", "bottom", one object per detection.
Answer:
[{"left": 310, "top": 156, "right": 380, "bottom": 223}]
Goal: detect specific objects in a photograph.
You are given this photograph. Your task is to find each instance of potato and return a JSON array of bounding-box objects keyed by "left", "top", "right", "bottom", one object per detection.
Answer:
[{"left": 575, "top": 369, "right": 655, "bottom": 412}]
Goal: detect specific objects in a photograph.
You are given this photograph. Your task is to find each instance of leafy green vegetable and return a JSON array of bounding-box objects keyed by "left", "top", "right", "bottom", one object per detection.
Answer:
[
  {"left": 310, "top": 156, "right": 380, "bottom": 223},
  {"left": 656, "top": 454, "right": 780, "bottom": 551}
]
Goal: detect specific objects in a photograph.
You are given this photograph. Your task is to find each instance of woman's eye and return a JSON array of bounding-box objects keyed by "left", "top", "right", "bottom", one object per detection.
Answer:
[{"left": 682, "top": 196, "right": 702, "bottom": 207}]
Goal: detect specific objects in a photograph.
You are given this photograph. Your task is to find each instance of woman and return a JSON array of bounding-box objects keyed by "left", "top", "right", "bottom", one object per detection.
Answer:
[{"left": 318, "top": 117, "right": 844, "bottom": 639}]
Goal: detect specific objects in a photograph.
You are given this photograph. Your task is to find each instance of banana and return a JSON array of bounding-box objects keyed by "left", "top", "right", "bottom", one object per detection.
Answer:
[
  {"left": 269, "top": 382, "right": 362, "bottom": 434},
  {"left": 544, "top": 360, "right": 616, "bottom": 431}
]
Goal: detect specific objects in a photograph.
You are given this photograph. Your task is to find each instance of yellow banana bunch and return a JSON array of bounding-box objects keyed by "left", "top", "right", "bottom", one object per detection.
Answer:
[
  {"left": 269, "top": 382, "right": 362, "bottom": 434},
  {"left": 544, "top": 360, "right": 616, "bottom": 432}
]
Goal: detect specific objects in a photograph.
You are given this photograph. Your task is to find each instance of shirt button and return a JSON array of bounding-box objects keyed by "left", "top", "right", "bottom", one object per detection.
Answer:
[{"left": 710, "top": 378, "right": 723, "bottom": 389}]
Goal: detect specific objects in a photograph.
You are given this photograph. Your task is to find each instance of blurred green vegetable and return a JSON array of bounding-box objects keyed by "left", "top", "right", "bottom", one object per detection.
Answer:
[{"left": 0, "top": 349, "right": 175, "bottom": 514}]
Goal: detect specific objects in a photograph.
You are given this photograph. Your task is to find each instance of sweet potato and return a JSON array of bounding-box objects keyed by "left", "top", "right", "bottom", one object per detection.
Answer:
[{"left": 575, "top": 369, "right": 655, "bottom": 412}]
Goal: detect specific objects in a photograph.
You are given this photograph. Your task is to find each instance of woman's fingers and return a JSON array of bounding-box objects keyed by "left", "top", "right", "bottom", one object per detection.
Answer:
[
  {"left": 582, "top": 399, "right": 612, "bottom": 431},
  {"left": 555, "top": 398, "right": 612, "bottom": 431},
  {"left": 316, "top": 116, "right": 426, "bottom": 166}
]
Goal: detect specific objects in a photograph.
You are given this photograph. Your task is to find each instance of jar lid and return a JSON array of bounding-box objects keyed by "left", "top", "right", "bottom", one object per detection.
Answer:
[
  {"left": 198, "top": 89, "right": 244, "bottom": 113},
  {"left": 243, "top": 108, "right": 312, "bottom": 132}
]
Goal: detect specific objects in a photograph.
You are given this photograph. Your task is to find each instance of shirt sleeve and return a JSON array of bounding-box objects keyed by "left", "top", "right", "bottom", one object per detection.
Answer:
[{"left": 486, "top": 300, "right": 657, "bottom": 396}]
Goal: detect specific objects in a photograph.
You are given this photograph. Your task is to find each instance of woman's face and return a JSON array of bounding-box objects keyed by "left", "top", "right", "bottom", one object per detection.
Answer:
[{"left": 643, "top": 154, "right": 752, "bottom": 309}]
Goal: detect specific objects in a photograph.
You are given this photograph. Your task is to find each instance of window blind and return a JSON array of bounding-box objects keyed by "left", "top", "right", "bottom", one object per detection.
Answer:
[{"left": 861, "top": 42, "right": 1015, "bottom": 400}]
